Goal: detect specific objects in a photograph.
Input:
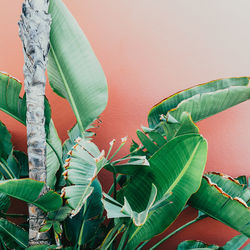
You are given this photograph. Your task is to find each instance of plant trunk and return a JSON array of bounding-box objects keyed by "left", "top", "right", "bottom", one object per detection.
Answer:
[{"left": 18, "top": 0, "right": 51, "bottom": 245}]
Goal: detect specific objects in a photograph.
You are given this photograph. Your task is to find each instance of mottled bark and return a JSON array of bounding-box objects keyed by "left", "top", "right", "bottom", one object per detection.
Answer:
[{"left": 18, "top": 0, "right": 51, "bottom": 245}]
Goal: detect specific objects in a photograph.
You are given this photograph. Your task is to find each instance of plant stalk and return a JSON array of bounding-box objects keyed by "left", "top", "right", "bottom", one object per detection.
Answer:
[
  {"left": 18, "top": 0, "right": 51, "bottom": 245},
  {"left": 149, "top": 215, "right": 206, "bottom": 250}
]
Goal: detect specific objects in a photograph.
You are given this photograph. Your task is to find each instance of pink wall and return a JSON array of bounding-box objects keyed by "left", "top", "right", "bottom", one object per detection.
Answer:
[{"left": 0, "top": 0, "right": 249, "bottom": 248}]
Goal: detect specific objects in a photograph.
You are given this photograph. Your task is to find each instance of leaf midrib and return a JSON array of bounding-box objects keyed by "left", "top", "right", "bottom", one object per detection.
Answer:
[
  {"left": 49, "top": 45, "right": 84, "bottom": 132},
  {"left": 0, "top": 221, "right": 27, "bottom": 248},
  {"left": 128, "top": 139, "right": 202, "bottom": 244}
]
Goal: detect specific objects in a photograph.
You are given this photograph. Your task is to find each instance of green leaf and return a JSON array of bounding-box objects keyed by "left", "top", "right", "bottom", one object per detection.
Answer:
[
  {"left": 26, "top": 245, "right": 57, "bottom": 250},
  {"left": 120, "top": 134, "right": 207, "bottom": 248},
  {"left": 157, "top": 112, "right": 199, "bottom": 141},
  {"left": 62, "top": 137, "right": 104, "bottom": 215},
  {"left": 0, "top": 72, "right": 26, "bottom": 124},
  {"left": 136, "top": 130, "right": 159, "bottom": 154},
  {"left": 0, "top": 192, "right": 10, "bottom": 212},
  {"left": 13, "top": 151, "right": 28, "bottom": 178},
  {"left": 46, "top": 120, "right": 62, "bottom": 188},
  {"left": 236, "top": 176, "right": 249, "bottom": 188},
  {"left": 48, "top": 0, "right": 108, "bottom": 131},
  {"left": 62, "top": 124, "right": 82, "bottom": 162},
  {"left": 0, "top": 122, "right": 12, "bottom": 160},
  {"left": 53, "top": 221, "right": 62, "bottom": 235},
  {"left": 65, "top": 179, "right": 104, "bottom": 247},
  {"left": 48, "top": 206, "right": 72, "bottom": 222},
  {"left": 148, "top": 77, "right": 250, "bottom": 128},
  {"left": 223, "top": 234, "right": 249, "bottom": 250},
  {"left": 0, "top": 179, "right": 62, "bottom": 212},
  {"left": 0, "top": 72, "right": 51, "bottom": 132},
  {"left": 0, "top": 157, "right": 16, "bottom": 180},
  {"left": 189, "top": 173, "right": 250, "bottom": 237},
  {"left": 0, "top": 218, "right": 28, "bottom": 249},
  {"left": 105, "top": 156, "right": 150, "bottom": 175},
  {"left": 242, "top": 244, "right": 250, "bottom": 250},
  {"left": 103, "top": 184, "right": 171, "bottom": 227},
  {"left": 40, "top": 223, "right": 52, "bottom": 233},
  {"left": 177, "top": 240, "right": 219, "bottom": 250}
]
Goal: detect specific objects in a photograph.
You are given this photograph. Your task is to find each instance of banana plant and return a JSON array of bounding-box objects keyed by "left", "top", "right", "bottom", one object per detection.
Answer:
[{"left": 1, "top": 0, "right": 250, "bottom": 249}]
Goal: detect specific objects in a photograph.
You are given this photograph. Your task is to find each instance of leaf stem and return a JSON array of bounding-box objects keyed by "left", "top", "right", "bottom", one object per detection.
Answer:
[
  {"left": 118, "top": 221, "right": 131, "bottom": 250},
  {"left": 113, "top": 171, "right": 117, "bottom": 200},
  {"left": 77, "top": 203, "right": 88, "bottom": 249},
  {"left": 100, "top": 221, "right": 124, "bottom": 250},
  {"left": 108, "top": 142, "right": 126, "bottom": 162},
  {"left": 149, "top": 215, "right": 207, "bottom": 250}
]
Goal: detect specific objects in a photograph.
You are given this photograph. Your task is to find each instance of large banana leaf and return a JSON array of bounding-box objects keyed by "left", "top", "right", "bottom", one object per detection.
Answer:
[
  {"left": 148, "top": 77, "right": 250, "bottom": 128},
  {"left": 189, "top": 173, "right": 250, "bottom": 237},
  {"left": 0, "top": 179, "right": 62, "bottom": 212},
  {"left": 0, "top": 218, "right": 28, "bottom": 249},
  {"left": 0, "top": 72, "right": 61, "bottom": 188},
  {"left": 118, "top": 134, "right": 208, "bottom": 249},
  {"left": 48, "top": 0, "right": 108, "bottom": 132}
]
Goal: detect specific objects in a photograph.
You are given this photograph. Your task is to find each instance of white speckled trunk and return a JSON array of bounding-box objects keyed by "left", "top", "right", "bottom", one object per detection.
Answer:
[{"left": 18, "top": 0, "right": 51, "bottom": 245}]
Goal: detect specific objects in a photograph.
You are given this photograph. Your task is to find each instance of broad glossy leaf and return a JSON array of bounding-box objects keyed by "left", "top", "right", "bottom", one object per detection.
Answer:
[
  {"left": 0, "top": 218, "right": 28, "bottom": 249},
  {"left": 48, "top": 0, "right": 108, "bottom": 131},
  {"left": 189, "top": 173, "right": 250, "bottom": 237},
  {"left": 62, "top": 137, "right": 104, "bottom": 215},
  {"left": 120, "top": 134, "right": 208, "bottom": 248},
  {"left": 0, "top": 179, "right": 62, "bottom": 212},
  {"left": 148, "top": 77, "right": 250, "bottom": 128}
]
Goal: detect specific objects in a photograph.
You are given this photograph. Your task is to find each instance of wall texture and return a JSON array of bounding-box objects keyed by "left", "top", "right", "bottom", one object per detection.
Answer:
[{"left": 0, "top": 0, "right": 249, "bottom": 249}]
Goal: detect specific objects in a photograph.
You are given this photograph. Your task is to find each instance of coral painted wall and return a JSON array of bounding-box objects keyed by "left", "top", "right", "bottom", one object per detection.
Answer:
[{"left": 0, "top": 0, "right": 249, "bottom": 249}]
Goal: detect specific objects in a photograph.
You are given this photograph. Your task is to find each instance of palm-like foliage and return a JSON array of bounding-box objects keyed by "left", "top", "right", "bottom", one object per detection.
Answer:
[{"left": 0, "top": 0, "right": 250, "bottom": 248}]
